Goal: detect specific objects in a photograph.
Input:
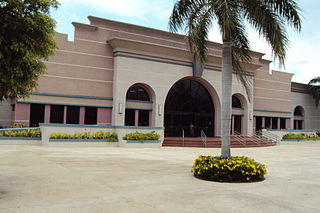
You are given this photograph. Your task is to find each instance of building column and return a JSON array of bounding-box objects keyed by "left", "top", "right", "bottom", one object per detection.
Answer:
[
  {"left": 262, "top": 117, "right": 265, "bottom": 129},
  {"left": 277, "top": 118, "right": 281, "bottom": 130},
  {"left": 149, "top": 110, "right": 152, "bottom": 127},
  {"left": 79, "top": 107, "right": 85, "bottom": 124},
  {"left": 231, "top": 115, "right": 235, "bottom": 135},
  {"left": 253, "top": 116, "right": 256, "bottom": 133},
  {"left": 134, "top": 110, "right": 139, "bottom": 126},
  {"left": 44, "top": 105, "right": 51, "bottom": 123},
  {"left": 63, "top": 106, "right": 67, "bottom": 124}
]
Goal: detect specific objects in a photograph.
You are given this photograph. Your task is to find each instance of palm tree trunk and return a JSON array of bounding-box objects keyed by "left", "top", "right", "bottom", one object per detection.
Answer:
[{"left": 221, "top": 42, "right": 232, "bottom": 157}]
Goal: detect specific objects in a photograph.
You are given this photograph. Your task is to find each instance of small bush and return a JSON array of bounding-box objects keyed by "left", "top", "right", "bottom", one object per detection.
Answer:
[
  {"left": 49, "top": 131, "right": 118, "bottom": 141},
  {"left": 0, "top": 129, "right": 41, "bottom": 138},
  {"left": 122, "top": 131, "right": 160, "bottom": 140},
  {"left": 282, "top": 133, "right": 320, "bottom": 140},
  {"left": 192, "top": 156, "right": 267, "bottom": 182},
  {"left": 10, "top": 123, "right": 27, "bottom": 128}
]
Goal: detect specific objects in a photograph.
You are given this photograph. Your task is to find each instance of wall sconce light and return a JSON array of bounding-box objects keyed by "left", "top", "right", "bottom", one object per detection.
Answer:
[
  {"left": 158, "top": 104, "right": 162, "bottom": 116},
  {"left": 118, "top": 102, "right": 123, "bottom": 114}
]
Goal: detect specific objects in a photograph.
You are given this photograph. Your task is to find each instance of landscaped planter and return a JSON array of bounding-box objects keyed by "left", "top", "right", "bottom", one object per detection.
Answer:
[
  {"left": 281, "top": 139, "right": 320, "bottom": 144},
  {"left": 0, "top": 137, "right": 42, "bottom": 145},
  {"left": 126, "top": 140, "right": 161, "bottom": 143},
  {"left": 48, "top": 138, "right": 119, "bottom": 147},
  {"left": 121, "top": 139, "right": 163, "bottom": 148}
]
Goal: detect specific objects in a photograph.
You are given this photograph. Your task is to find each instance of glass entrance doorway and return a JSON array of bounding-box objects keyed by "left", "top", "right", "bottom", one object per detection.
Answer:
[{"left": 164, "top": 79, "right": 214, "bottom": 137}]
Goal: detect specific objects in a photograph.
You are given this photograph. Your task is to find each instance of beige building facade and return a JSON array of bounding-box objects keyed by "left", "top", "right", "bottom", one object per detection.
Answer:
[{"left": 0, "top": 16, "right": 319, "bottom": 136}]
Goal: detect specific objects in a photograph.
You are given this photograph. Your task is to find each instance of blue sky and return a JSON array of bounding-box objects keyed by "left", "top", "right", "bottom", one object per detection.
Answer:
[{"left": 51, "top": 0, "right": 320, "bottom": 83}]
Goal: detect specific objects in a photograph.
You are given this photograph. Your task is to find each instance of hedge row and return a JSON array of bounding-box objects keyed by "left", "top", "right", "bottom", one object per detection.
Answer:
[
  {"left": 122, "top": 131, "right": 160, "bottom": 140},
  {"left": 50, "top": 131, "right": 118, "bottom": 141},
  {"left": 0, "top": 129, "right": 41, "bottom": 138}
]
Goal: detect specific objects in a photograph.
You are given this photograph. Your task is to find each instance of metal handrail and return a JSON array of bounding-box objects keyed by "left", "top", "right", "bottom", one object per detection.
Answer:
[
  {"left": 262, "top": 131, "right": 281, "bottom": 145},
  {"left": 201, "top": 130, "right": 207, "bottom": 148},
  {"left": 233, "top": 131, "right": 275, "bottom": 146},
  {"left": 232, "top": 131, "right": 247, "bottom": 146}
]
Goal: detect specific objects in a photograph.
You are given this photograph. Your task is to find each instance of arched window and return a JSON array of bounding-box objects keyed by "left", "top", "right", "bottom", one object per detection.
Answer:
[
  {"left": 125, "top": 85, "right": 152, "bottom": 127},
  {"left": 126, "top": 86, "right": 150, "bottom": 101},
  {"left": 232, "top": 96, "right": 242, "bottom": 108},
  {"left": 293, "top": 106, "right": 304, "bottom": 130},
  {"left": 294, "top": 106, "right": 303, "bottom": 116}
]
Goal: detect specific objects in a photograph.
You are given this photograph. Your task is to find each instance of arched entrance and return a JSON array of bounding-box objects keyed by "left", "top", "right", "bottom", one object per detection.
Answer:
[{"left": 164, "top": 79, "right": 214, "bottom": 137}]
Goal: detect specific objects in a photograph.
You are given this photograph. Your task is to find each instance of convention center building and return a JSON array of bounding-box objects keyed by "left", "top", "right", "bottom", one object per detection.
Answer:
[{"left": 0, "top": 16, "right": 319, "bottom": 137}]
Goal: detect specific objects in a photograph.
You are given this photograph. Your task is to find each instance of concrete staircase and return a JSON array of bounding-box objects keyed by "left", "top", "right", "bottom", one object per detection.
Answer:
[{"left": 162, "top": 136, "right": 276, "bottom": 148}]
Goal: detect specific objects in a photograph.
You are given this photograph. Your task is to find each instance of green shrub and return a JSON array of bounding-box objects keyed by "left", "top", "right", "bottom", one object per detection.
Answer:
[
  {"left": 192, "top": 156, "right": 267, "bottom": 182},
  {"left": 282, "top": 133, "right": 320, "bottom": 140},
  {"left": 0, "top": 129, "right": 41, "bottom": 138},
  {"left": 122, "top": 131, "right": 160, "bottom": 140},
  {"left": 49, "top": 131, "right": 118, "bottom": 141}
]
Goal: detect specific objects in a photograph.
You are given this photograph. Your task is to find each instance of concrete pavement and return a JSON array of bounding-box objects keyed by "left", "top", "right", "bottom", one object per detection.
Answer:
[{"left": 0, "top": 144, "right": 319, "bottom": 213}]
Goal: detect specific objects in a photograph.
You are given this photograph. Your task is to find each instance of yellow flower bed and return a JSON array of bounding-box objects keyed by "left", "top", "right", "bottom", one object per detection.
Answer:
[
  {"left": 192, "top": 156, "right": 267, "bottom": 182},
  {"left": 0, "top": 129, "right": 41, "bottom": 138}
]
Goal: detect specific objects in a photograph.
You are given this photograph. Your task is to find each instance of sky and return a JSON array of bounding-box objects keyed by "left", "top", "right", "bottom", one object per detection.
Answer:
[{"left": 51, "top": 0, "right": 320, "bottom": 84}]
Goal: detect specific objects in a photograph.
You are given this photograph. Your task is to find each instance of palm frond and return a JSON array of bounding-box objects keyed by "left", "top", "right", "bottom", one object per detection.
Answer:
[
  {"left": 241, "top": 0, "right": 290, "bottom": 66},
  {"left": 265, "top": 0, "right": 302, "bottom": 31},
  {"left": 309, "top": 76, "right": 320, "bottom": 85}
]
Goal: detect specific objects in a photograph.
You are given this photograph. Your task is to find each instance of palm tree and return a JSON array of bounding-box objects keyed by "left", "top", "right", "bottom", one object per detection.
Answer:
[
  {"left": 308, "top": 76, "right": 320, "bottom": 107},
  {"left": 169, "top": 0, "right": 301, "bottom": 157}
]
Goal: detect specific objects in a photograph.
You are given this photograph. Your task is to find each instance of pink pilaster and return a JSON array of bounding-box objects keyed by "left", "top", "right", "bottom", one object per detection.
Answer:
[
  {"left": 231, "top": 115, "right": 235, "bottom": 135},
  {"left": 149, "top": 111, "right": 152, "bottom": 126},
  {"left": 63, "top": 105, "right": 67, "bottom": 124},
  {"left": 44, "top": 105, "right": 51, "bottom": 123},
  {"left": 97, "top": 108, "right": 112, "bottom": 125},
  {"left": 286, "top": 118, "right": 291, "bottom": 129},
  {"left": 277, "top": 118, "right": 281, "bottom": 129},
  {"left": 134, "top": 110, "right": 139, "bottom": 126},
  {"left": 79, "top": 107, "right": 85, "bottom": 124},
  {"left": 262, "top": 117, "right": 265, "bottom": 128},
  {"left": 14, "top": 103, "right": 30, "bottom": 126}
]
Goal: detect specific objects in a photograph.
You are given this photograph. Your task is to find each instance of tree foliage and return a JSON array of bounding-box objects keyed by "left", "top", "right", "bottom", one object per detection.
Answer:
[
  {"left": 169, "top": 0, "right": 301, "bottom": 157},
  {"left": 308, "top": 76, "right": 320, "bottom": 107},
  {"left": 0, "top": 0, "right": 59, "bottom": 101},
  {"left": 169, "top": 0, "right": 301, "bottom": 68}
]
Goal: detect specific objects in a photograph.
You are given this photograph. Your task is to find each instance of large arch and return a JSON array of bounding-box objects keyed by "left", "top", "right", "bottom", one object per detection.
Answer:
[{"left": 164, "top": 77, "right": 220, "bottom": 137}]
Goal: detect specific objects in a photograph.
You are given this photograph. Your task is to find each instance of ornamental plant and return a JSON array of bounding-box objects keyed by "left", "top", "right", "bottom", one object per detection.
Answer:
[
  {"left": 122, "top": 131, "right": 160, "bottom": 140},
  {"left": 0, "top": 129, "right": 41, "bottom": 138},
  {"left": 49, "top": 131, "right": 118, "bottom": 141},
  {"left": 282, "top": 133, "right": 320, "bottom": 140},
  {"left": 192, "top": 156, "right": 267, "bottom": 182},
  {"left": 10, "top": 123, "right": 27, "bottom": 128}
]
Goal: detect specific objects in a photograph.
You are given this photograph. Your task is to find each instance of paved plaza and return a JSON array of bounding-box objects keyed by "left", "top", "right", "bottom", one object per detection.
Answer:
[{"left": 0, "top": 144, "right": 319, "bottom": 213}]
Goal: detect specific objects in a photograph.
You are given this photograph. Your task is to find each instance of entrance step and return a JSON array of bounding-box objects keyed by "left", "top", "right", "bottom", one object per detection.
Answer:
[{"left": 162, "top": 136, "right": 276, "bottom": 148}]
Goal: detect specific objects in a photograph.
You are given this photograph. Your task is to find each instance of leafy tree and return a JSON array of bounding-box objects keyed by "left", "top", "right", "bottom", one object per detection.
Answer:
[
  {"left": 0, "top": 0, "right": 59, "bottom": 101},
  {"left": 169, "top": 0, "right": 301, "bottom": 157},
  {"left": 308, "top": 76, "right": 320, "bottom": 107}
]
